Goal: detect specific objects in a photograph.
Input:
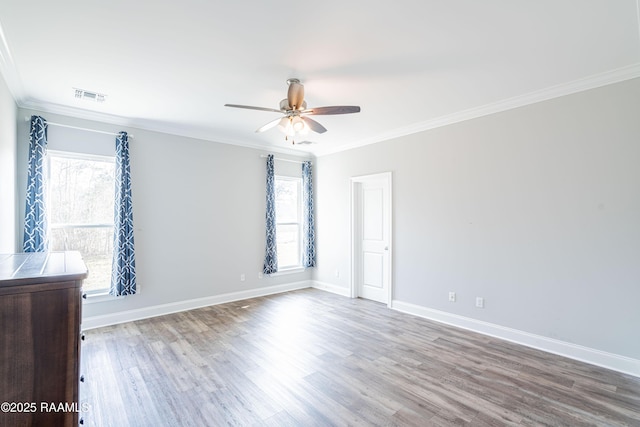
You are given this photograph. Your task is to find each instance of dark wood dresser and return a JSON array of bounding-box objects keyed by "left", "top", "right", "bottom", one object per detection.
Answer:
[{"left": 0, "top": 251, "right": 88, "bottom": 427}]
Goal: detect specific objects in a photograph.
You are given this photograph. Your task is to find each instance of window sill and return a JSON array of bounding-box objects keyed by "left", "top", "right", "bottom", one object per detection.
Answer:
[
  {"left": 82, "top": 291, "right": 120, "bottom": 304},
  {"left": 267, "top": 266, "right": 307, "bottom": 277}
]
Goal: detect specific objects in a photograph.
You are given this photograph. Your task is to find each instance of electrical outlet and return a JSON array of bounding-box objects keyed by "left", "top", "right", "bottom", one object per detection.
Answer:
[
  {"left": 240, "top": 274, "right": 245, "bottom": 282},
  {"left": 448, "top": 292, "right": 456, "bottom": 302},
  {"left": 475, "top": 297, "right": 484, "bottom": 308},
  {"left": 258, "top": 272, "right": 263, "bottom": 279},
  {"left": 335, "top": 269, "right": 340, "bottom": 278}
]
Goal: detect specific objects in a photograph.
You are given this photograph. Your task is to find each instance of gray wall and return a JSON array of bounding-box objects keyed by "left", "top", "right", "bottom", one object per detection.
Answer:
[
  {"left": 315, "top": 78, "right": 640, "bottom": 359},
  {"left": 7, "top": 76, "right": 640, "bottom": 361},
  {"left": 15, "top": 109, "right": 311, "bottom": 318},
  {"left": 0, "top": 72, "right": 16, "bottom": 252}
]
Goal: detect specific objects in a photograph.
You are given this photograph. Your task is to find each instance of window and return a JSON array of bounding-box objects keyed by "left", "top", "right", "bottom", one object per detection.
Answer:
[
  {"left": 48, "top": 151, "right": 115, "bottom": 294},
  {"left": 275, "top": 176, "right": 302, "bottom": 269}
]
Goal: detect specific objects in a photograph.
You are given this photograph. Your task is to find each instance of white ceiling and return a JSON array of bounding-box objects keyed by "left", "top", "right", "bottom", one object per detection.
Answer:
[{"left": 1, "top": 0, "right": 639, "bottom": 156}]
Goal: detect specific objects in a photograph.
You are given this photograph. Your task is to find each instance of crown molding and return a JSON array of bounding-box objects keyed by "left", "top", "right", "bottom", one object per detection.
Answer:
[
  {"left": 0, "top": 18, "right": 25, "bottom": 101},
  {"left": 19, "top": 98, "right": 138, "bottom": 128},
  {"left": 17, "top": 99, "right": 312, "bottom": 158},
  {"left": 315, "top": 63, "right": 640, "bottom": 157},
  {"left": 8, "top": 51, "right": 639, "bottom": 160}
]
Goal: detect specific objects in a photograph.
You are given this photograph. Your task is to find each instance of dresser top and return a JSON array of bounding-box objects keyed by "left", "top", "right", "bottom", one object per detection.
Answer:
[{"left": 0, "top": 251, "right": 88, "bottom": 288}]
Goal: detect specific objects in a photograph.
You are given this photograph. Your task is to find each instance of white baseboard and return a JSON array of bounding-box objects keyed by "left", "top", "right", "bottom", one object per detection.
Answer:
[
  {"left": 82, "top": 281, "right": 312, "bottom": 330},
  {"left": 311, "top": 280, "right": 351, "bottom": 297},
  {"left": 392, "top": 300, "right": 640, "bottom": 378},
  {"left": 82, "top": 281, "right": 639, "bottom": 377}
]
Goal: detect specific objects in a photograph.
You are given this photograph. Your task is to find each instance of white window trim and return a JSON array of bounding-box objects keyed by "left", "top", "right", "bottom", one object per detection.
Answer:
[
  {"left": 83, "top": 291, "right": 134, "bottom": 303},
  {"left": 48, "top": 149, "right": 115, "bottom": 164},
  {"left": 275, "top": 175, "right": 303, "bottom": 270},
  {"left": 83, "top": 292, "right": 116, "bottom": 303},
  {"left": 267, "top": 266, "right": 306, "bottom": 277},
  {"left": 48, "top": 150, "right": 117, "bottom": 297}
]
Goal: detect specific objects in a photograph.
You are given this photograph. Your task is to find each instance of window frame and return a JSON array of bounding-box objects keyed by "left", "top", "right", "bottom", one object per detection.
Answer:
[
  {"left": 274, "top": 175, "right": 303, "bottom": 271},
  {"left": 47, "top": 150, "right": 116, "bottom": 296}
]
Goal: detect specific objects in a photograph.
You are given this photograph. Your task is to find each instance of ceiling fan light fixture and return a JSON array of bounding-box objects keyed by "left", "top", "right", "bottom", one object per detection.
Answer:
[
  {"left": 278, "top": 117, "right": 297, "bottom": 137},
  {"left": 277, "top": 117, "right": 290, "bottom": 132},
  {"left": 291, "top": 116, "right": 305, "bottom": 132},
  {"left": 225, "top": 78, "right": 360, "bottom": 141}
]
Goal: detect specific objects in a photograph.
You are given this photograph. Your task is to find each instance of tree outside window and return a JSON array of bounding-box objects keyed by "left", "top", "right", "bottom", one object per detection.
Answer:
[{"left": 48, "top": 151, "right": 115, "bottom": 293}]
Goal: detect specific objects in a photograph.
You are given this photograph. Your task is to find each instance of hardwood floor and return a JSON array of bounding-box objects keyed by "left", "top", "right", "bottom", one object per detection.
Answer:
[{"left": 81, "top": 289, "right": 640, "bottom": 426}]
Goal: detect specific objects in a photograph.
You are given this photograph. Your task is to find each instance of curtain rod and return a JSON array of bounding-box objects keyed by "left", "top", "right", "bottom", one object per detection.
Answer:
[
  {"left": 259, "top": 154, "right": 311, "bottom": 164},
  {"left": 24, "top": 117, "right": 134, "bottom": 138}
]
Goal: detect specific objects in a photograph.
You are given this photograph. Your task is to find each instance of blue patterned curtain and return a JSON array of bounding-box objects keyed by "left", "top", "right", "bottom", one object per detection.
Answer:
[
  {"left": 263, "top": 154, "right": 278, "bottom": 274},
  {"left": 302, "top": 161, "right": 316, "bottom": 267},
  {"left": 23, "top": 116, "right": 49, "bottom": 252},
  {"left": 111, "top": 132, "right": 137, "bottom": 296}
]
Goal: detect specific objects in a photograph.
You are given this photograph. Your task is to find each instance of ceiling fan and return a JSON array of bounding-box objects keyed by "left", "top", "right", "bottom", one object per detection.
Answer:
[{"left": 224, "top": 78, "right": 360, "bottom": 143}]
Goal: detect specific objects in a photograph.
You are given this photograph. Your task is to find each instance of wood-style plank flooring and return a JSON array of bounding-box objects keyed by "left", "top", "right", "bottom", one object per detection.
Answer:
[{"left": 81, "top": 289, "right": 640, "bottom": 426}]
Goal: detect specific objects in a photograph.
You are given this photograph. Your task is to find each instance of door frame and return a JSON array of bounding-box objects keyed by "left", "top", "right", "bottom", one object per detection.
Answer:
[{"left": 350, "top": 172, "right": 393, "bottom": 307}]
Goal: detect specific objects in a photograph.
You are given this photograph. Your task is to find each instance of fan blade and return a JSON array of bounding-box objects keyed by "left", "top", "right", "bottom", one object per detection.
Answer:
[
  {"left": 255, "top": 117, "right": 282, "bottom": 133},
  {"left": 301, "top": 116, "right": 327, "bottom": 134},
  {"left": 225, "top": 104, "right": 282, "bottom": 113},
  {"left": 302, "top": 106, "right": 361, "bottom": 115},
  {"left": 287, "top": 81, "right": 305, "bottom": 110}
]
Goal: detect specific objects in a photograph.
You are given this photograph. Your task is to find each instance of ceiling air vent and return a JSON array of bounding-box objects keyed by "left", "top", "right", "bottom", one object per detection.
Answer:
[{"left": 73, "top": 88, "right": 106, "bottom": 103}]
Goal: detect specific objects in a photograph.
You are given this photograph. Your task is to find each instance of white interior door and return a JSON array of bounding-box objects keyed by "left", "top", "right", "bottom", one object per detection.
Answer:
[{"left": 351, "top": 173, "right": 391, "bottom": 305}]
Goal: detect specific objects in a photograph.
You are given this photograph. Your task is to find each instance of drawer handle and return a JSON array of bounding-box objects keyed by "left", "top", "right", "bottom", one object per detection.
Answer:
[
  {"left": 80, "top": 375, "right": 85, "bottom": 383},
  {"left": 82, "top": 293, "right": 87, "bottom": 299},
  {"left": 80, "top": 418, "right": 84, "bottom": 425},
  {"left": 81, "top": 333, "right": 86, "bottom": 341}
]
